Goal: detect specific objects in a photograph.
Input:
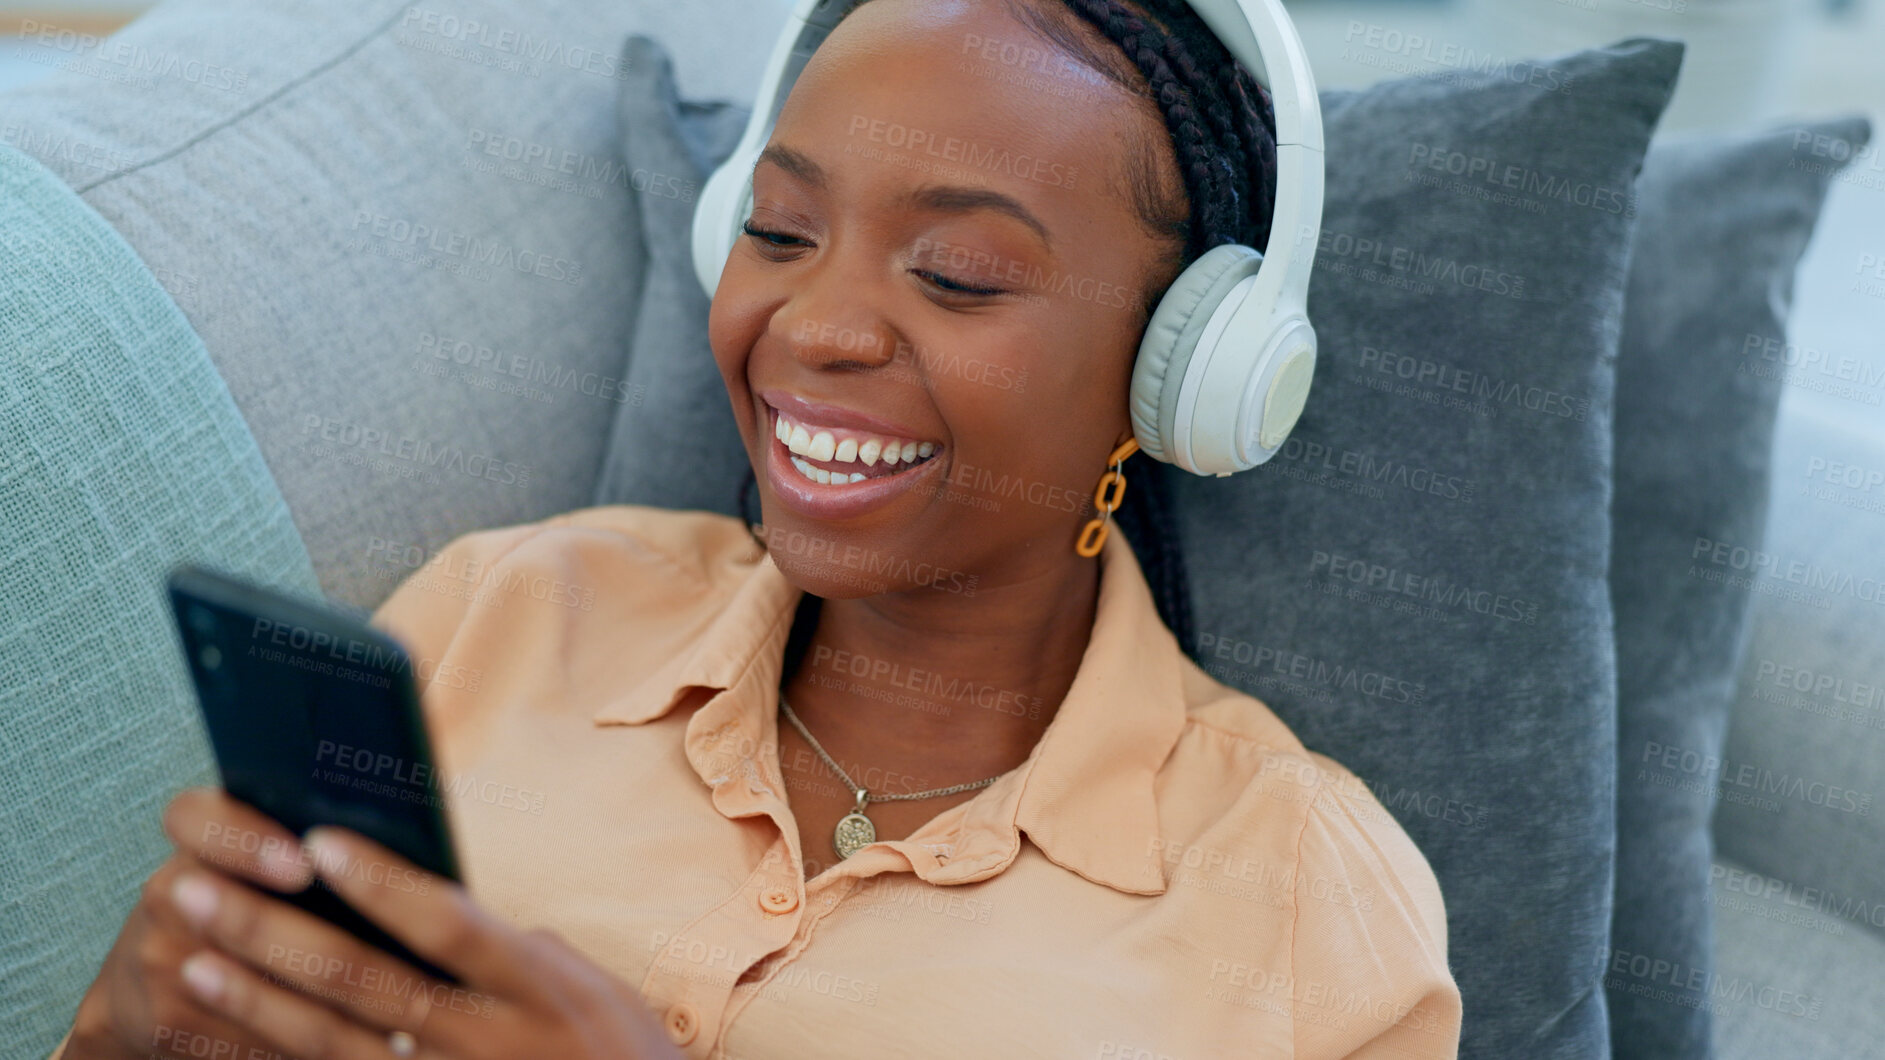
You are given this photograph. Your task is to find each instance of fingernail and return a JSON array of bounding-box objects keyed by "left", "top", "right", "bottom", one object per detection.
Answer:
[
  {"left": 171, "top": 873, "right": 218, "bottom": 928},
  {"left": 302, "top": 827, "right": 339, "bottom": 873},
  {"left": 180, "top": 953, "right": 225, "bottom": 1003}
]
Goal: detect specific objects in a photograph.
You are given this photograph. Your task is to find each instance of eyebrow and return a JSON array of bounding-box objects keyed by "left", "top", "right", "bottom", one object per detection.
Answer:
[{"left": 756, "top": 144, "right": 1054, "bottom": 251}]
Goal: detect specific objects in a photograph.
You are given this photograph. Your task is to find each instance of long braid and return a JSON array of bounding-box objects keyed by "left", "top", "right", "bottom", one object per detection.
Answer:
[{"left": 1044, "top": 0, "right": 1276, "bottom": 659}]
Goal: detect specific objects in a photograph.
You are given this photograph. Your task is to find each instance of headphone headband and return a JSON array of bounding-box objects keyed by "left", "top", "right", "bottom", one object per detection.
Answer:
[{"left": 725, "top": 0, "right": 1323, "bottom": 301}]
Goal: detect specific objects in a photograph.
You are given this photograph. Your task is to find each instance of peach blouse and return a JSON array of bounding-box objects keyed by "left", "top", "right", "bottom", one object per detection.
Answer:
[{"left": 59, "top": 503, "right": 1462, "bottom": 1059}]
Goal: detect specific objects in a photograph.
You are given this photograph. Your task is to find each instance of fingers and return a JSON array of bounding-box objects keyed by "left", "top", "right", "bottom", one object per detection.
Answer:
[
  {"left": 175, "top": 949, "right": 424, "bottom": 1060},
  {"left": 303, "top": 827, "right": 554, "bottom": 1003},
  {"left": 165, "top": 866, "right": 441, "bottom": 1037},
  {"left": 163, "top": 788, "right": 313, "bottom": 892},
  {"left": 100, "top": 876, "right": 299, "bottom": 1060}
]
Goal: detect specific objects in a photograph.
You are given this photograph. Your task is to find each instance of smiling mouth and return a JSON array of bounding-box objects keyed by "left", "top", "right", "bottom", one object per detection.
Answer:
[{"left": 769, "top": 405, "right": 941, "bottom": 486}]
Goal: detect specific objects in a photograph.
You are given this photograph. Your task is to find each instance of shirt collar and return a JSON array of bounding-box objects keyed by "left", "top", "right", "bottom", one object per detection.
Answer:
[{"left": 594, "top": 523, "right": 1187, "bottom": 896}]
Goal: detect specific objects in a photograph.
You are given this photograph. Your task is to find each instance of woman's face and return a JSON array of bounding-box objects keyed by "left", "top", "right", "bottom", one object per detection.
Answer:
[{"left": 709, "top": 0, "right": 1183, "bottom": 597}]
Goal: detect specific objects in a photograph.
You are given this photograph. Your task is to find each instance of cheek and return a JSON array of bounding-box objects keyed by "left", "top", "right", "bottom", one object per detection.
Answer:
[{"left": 706, "top": 276, "right": 773, "bottom": 394}]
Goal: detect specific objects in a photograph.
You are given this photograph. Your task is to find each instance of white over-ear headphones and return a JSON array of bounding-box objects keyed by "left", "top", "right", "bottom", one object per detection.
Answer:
[{"left": 690, "top": 0, "right": 1324, "bottom": 476}]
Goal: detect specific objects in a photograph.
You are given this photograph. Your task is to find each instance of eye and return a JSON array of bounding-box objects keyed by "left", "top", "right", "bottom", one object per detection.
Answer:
[
  {"left": 915, "top": 270, "right": 1006, "bottom": 297},
  {"left": 741, "top": 221, "right": 808, "bottom": 248}
]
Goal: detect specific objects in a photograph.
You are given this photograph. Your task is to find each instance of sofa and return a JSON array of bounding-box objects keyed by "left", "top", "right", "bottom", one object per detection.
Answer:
[{"left": 2, "top": 1, "right": 1880, "bottom": 1057}]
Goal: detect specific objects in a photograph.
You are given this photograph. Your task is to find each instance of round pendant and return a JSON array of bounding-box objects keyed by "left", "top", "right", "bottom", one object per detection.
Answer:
[{"left": 833, "top": 812, "right": 876, "bottom": 859}]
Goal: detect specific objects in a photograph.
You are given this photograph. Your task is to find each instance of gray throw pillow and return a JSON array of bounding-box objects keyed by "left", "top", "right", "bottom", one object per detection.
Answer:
[
  {"left": 1605, "top": 116, "right": 1873, "bottom": 1060},
  {"left": 1167, "top": 39, "right": 1680, "bottom": 1060},
  {"left": 593, "top": 33, "right": 1685, "bottom": 1060}
]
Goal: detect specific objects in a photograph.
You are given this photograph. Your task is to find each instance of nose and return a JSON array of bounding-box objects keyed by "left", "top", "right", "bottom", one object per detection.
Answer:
[{"left": 775, "top": 261, "right": 898, "bottom": 372}]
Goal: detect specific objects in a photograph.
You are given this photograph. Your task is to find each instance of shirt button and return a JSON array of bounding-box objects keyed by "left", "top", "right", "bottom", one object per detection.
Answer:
[
  {"left": 664, "top": 1002, "right": 699, "bottom": 1046},
  {"left": 759, "top": 886, "right": 799, "bottom": 914}
]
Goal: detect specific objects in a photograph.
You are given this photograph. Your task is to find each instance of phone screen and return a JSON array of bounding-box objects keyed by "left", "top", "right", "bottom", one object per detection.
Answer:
[{"left": 166, "top": 564, "right": 461, "bottom": 983}]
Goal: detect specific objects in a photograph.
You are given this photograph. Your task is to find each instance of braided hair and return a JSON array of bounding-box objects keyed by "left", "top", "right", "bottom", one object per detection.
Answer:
[{"left": 738, "top": 0, "right": 1281, "bottom": 659}]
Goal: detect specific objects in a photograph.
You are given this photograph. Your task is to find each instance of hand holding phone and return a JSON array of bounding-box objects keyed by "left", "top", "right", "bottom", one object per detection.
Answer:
[{"left": 164, "top": 563, "right": 461, "bottom": 982}]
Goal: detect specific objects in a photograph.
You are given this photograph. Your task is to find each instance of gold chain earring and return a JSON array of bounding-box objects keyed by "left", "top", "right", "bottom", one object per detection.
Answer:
[{"left": 1075, "top": 437, "right": 1141, "bottom": 557}]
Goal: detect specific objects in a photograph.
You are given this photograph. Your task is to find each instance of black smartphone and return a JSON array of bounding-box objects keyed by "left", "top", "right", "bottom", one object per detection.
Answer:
[{"left": 165, "top": 563, "right": 461, "bottom": 984}]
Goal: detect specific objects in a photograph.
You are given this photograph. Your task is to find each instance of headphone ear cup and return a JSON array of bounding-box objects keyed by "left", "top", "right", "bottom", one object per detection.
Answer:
[
  {"left": 691, "top": 146, "right": 761, "bottom": 298},
  {"left": 1130, "top": 244, "right": 1265, "bottom": 465}
]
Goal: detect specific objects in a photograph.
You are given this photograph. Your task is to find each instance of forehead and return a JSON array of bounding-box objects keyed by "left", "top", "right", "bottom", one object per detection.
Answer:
[{"left": 766, "top": 0, "right": 1159, "bottom": 223}]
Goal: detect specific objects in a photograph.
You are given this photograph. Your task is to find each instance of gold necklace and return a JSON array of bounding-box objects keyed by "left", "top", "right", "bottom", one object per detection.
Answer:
[{"left": 778, "top": 695, "right": 1005, "bottom": 859}]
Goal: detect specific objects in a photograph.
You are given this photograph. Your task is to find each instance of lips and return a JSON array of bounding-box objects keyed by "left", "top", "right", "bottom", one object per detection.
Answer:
[{"left": 757, "top": 394, "right": 947, "bottom": 520}]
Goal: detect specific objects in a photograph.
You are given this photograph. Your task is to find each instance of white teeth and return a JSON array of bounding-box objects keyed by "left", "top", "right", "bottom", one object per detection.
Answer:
[
  {"left": 771, "top": 408, "right": 939, "bottom": 473},
  {"left": 788, "top": 454, "right": 871, "bottom": 486},
  {"left": 787, "top": 424, "right": 814, "bottom": 457}
]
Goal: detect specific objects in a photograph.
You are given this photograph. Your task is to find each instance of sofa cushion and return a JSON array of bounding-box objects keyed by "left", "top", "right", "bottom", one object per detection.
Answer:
[
  {"left": 0, "top": 142, "right": 322, "bottom": 1060},
  {"left": 591, "top": 31, "right": 1685, "bottom": 1059},
  {"left": 0, "top": 0, "right": 791, "bottom": 613},
  {"left": 1604, "top": 115, "right": 1873, "bottom": 1060},
  {"left": 1707, "top": 855, "right": 1885, "bottom": 1052},
  {"left": 1711, "top": 394, "right": 1885, "bottom": 983}
]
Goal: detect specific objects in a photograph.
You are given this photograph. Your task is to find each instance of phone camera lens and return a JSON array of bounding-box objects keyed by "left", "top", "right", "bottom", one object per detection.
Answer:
[{"left": 200, "top": 645, "right": 223, "bottom": 670}]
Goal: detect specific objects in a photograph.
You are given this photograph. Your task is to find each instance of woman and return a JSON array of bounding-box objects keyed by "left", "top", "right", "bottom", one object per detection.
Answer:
[{"left": 58, "top": 0, "right": 1462, "bottom": 1056}]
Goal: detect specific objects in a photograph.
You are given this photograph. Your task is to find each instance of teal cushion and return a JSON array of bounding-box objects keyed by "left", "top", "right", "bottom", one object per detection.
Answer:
[{"left": 0, "top": 141, "right": 322, "bottom": 1060}]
